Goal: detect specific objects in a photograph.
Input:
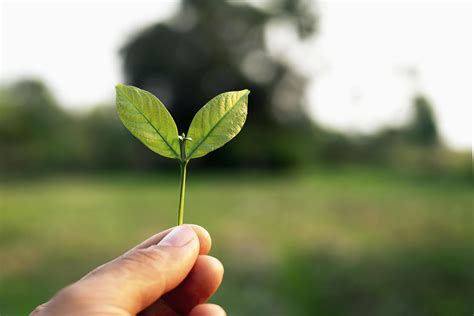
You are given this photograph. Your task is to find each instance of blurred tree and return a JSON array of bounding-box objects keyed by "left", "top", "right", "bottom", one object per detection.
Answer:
[
  {"left": 0, "top": 79, "right": 65, "bottom": 142},
  {"left": 79, "top": 106, "right": 133, "bottom": 169},
  {"left": 0, "top": 79, "right": 75, "bottom": 171},
  {"left": 79, "top": 105, "right": 174, "bottom": 170},
  {"left": 120, "top": 0, "right": 319, "bottom": 167},
  {"left": 404, "top": 95, "right": 438, "bottom": 146}
]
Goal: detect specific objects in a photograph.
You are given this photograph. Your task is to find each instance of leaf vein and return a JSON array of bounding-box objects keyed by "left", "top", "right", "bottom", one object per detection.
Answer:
[
  {"left": 123, "top": 89, "right": 179, "bottom": 159},
  {"left": 187, "top": 92, "right": 247, "bottom": 159}
]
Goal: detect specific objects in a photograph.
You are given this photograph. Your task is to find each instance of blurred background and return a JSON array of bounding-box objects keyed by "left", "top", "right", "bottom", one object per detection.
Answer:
[{"left": 0, "top": 0, "right": 472, "bottom": 315}]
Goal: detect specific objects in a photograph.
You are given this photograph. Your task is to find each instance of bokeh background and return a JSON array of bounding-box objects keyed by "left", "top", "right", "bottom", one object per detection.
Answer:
[{"left": 1, "top": 0, "right": 472, "bottom": 315}]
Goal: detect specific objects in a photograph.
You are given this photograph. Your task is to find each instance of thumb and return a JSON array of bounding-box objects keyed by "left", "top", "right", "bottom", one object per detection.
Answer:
[{"left": 74, "top": 225, "right": 200, "bottom": 314}]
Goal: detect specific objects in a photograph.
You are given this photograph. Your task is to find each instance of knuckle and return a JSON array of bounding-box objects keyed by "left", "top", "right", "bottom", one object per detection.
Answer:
[{"left": 55, "top": 283, "right": 88, "bottom": 301}]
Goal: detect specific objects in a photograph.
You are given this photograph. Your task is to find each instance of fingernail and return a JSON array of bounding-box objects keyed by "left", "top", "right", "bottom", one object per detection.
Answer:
[{"left": 158, "top": 226, "right": 195, "bottom": 247}]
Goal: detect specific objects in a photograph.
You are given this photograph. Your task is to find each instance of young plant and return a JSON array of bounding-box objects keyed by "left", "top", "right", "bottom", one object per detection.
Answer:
[{"left": 115, "top": 84, "right": 249, "bottom": 225}]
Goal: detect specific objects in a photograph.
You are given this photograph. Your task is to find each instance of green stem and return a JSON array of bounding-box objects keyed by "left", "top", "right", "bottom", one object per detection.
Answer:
[
  {"left": 177, "top": 161, "right": 187, "bottom": 225},
  {"left": 176, "top": 131, "right": 193, "bottom": 225}
]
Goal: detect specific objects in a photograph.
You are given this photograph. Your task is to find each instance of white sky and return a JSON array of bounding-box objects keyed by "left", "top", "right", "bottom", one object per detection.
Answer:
[{"left": 0, "top": 0, "right": 472, "bottom": 150}]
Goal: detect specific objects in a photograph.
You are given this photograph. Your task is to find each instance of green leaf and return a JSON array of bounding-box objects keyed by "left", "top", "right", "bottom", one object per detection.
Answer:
[
  {"left": 186, "top": 89, "right": 250, "bottom": 159},
  {"left": 115, "top": 84, "right": 180, "bottom": 159}
]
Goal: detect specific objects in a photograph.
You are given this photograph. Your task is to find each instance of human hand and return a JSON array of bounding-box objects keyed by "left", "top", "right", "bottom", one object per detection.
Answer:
[{"left": 31, "top": 225, "right": 225, "bottom": 316}]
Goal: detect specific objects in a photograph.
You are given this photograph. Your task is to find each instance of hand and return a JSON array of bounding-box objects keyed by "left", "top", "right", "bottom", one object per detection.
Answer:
[{"left": 31, "top": 225, "right": 225, "bottom": 316}]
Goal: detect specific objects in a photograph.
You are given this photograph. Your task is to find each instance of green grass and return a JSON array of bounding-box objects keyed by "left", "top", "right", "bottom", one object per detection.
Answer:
[{"left": 1, "top": 167, "right": 472, "bottom": 315}]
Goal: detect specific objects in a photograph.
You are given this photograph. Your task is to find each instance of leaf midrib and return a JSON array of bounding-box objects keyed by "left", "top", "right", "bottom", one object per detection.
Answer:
[
  {"left": 186, "top": 92, "right": 247, "bottom": 159},
  {"left": 122, "top": 91, "right": 179, "bottom": 159}
]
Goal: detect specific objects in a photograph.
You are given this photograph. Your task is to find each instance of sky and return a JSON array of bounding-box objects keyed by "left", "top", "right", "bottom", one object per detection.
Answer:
[{"left": 1, "top": 0, "right": 472, "bottom": 150}]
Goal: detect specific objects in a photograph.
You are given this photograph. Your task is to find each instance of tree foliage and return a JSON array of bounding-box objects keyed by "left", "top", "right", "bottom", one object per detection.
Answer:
[{"left": 404, "top": 95, "right": 438, "bottom": 145}]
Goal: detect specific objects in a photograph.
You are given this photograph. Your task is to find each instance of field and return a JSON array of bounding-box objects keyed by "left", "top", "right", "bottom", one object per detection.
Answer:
[{"left": 1, "top": 167, "right": 472, "bottom": 315}]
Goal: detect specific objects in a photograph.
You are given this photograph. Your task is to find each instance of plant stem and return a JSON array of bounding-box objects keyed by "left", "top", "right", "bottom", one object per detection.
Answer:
[{"left": 177, "top": 161, "right": 187, "bottom": 225}]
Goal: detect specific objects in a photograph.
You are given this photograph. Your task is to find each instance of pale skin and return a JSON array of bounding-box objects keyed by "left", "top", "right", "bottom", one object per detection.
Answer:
[{"left": 31, "top": 225, "right": 225, "bottom": 316}]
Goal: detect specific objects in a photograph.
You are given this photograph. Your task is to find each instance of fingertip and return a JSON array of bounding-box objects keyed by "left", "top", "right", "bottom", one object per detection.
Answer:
[
  {"left": 195, "top": 255, "right": 224, "bottom": 285},
  {"left": 189, "top": 304, "right": 226, "bottom": 316},
  {"left": 186, "top": 224, "right": 212, "bottom": 255},
  {"left": 157, "top": 225, "right": 197, "bottom": 247},
  {"left": 132, "top": 224, "right": 212, "bottom": 255}
]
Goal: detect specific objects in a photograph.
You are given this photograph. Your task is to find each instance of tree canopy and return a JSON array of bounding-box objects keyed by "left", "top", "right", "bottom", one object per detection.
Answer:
[{"left": 120, "top": 0, "right": 317, "bottom": 127}]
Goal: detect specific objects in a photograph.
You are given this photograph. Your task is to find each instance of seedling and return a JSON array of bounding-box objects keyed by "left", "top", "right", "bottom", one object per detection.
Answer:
[{"left": 115, "top": 84, "right": 249, "bottom": 225}]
